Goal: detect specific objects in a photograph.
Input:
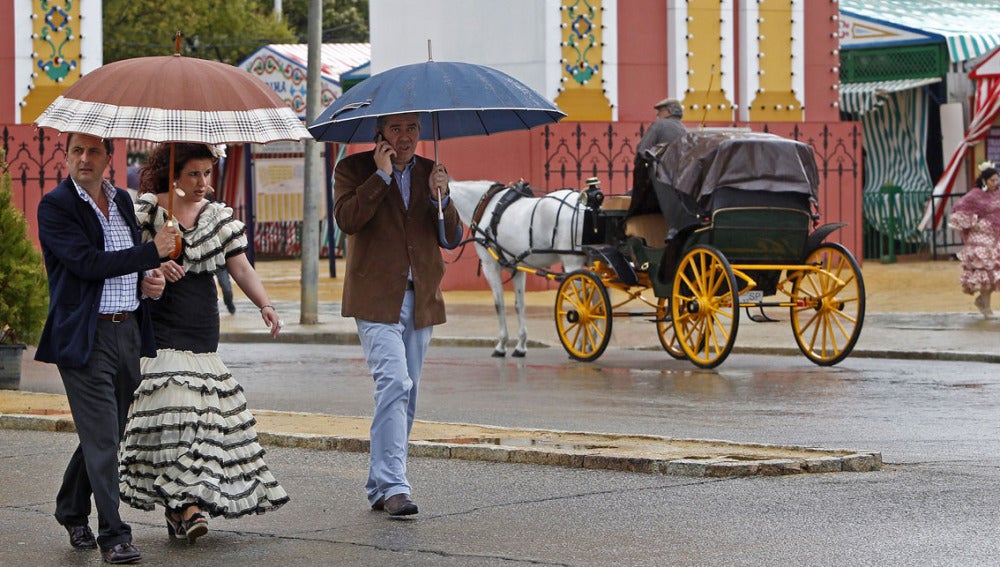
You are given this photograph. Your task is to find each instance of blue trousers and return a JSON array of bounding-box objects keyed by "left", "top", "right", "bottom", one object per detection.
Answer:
[{"left": 355, "top": 290, "right": 433, "bottom": 505}]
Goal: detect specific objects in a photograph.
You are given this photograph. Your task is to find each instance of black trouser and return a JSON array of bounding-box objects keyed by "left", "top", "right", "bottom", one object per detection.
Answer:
[
  {"left": 217, "top": 268, "right": 235, "bottom": 309},
  {"left": 55, "top": 317, "right": 141, "bottom": 550}
]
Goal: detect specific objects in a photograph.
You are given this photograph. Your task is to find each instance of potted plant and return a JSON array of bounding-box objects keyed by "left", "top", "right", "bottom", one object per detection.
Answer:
[{"left": 0, "top": 148, "right": 48, "bottom": 389}]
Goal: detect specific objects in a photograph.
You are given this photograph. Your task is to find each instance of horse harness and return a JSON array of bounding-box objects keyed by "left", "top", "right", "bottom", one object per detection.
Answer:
[
  {"left": 469, "top": 181, "right": 584, "bottom": 271},
  {"left": 470, "top": 181, "right": 534, "bottom": 239}
]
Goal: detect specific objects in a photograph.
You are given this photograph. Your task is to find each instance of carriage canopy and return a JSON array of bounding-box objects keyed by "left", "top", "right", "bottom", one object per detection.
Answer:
[
  {"left": 629, "top": 130, "right": 821, "bottom": 237},
  {"left": 657, "top": 130, "right": 819, "bottom": 202}
]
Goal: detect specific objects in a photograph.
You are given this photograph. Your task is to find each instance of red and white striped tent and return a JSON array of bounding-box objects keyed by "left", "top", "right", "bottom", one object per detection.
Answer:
[{"left": 922, "top": 46, "right": 1000, "bottom": 229}]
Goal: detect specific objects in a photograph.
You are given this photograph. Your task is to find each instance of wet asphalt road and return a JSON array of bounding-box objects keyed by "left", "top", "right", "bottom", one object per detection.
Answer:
[
  {"left": 19, "top": 344, "right": 1000, "bottom": 464},
  {"left": 8, "top": 345, "right": 1000, "bottom": 565}
]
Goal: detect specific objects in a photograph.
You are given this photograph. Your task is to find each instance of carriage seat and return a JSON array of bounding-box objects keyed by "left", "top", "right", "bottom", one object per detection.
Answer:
[
  {"left": 602, "top": 195, "right": 631, "bottom": 211},
  {"left": 625, "top": 214, "right": 669, "bottom": 246}
]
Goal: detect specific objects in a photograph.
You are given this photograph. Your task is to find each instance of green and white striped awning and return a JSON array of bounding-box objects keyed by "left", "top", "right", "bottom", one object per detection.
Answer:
[
  {"left": 840, "top": 78, "right": 942, "bottom": 115},
  {"left": 843, "top": 79, "right": 938, "bottom": 241},
  {"left": 840, "top": 0, "right": 1000, "bottom": 63}
]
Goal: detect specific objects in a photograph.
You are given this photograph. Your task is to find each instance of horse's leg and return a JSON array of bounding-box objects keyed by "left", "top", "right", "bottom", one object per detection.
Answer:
[
  {"left": 478, "top": 255, "right": 510, "bottom": 357},
  {"left": 512, "top": 270, "right": 528, "bottom": 357}
]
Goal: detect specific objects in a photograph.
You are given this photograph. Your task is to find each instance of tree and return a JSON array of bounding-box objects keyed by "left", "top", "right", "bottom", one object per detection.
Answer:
[
  {"left": 280, "top": 0, "right": 370, "bottom": 43},
  {"left": 0, "top": 149, "right": 48, "bottom": 345},
  {"left": 103, "top": 0, "right": 298, "bottom": 64}
]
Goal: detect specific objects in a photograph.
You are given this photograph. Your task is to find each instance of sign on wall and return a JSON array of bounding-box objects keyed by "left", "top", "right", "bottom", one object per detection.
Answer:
[{"left": 986, "top": 126, "right": 1000, "bottom": 165}]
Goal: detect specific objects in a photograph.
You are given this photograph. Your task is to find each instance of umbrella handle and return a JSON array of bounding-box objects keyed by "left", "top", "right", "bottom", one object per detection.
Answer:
[
  {"left": 165, "top": 219, "right": 182, "bottom": 260},
  {"left": 436, "top": 186, "right": 461, "bottom": 249},
  {"left": 438, "top": 216, "right": 462, "bottom": 249}
]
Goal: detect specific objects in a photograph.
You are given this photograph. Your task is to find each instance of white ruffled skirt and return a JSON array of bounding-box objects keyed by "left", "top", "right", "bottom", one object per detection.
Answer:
[{"left": 119, "top": 349, "right": 289, "bottom": 518}]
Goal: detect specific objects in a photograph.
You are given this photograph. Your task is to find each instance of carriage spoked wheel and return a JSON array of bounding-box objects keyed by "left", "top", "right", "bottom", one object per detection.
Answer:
[
  {"left": 555, "top": 270, "right": 613, "bottom": 362},
  {"left": 670, "top": 245, "right": 740, "bottom": 369},
  {"left": 790, "top": 243, "right": 866, "bottom": 366},
  {"left": 655, "top": 298, "right": 686, "bottom": 359}
]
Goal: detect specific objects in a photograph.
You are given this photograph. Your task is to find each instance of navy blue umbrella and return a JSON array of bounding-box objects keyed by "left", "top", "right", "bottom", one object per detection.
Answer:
[
  {"left": 309, "top": 56, "right": 565, "bottom": 249},
  {"left": 308, "top": 60, "right": 566, "bottom": 145}
]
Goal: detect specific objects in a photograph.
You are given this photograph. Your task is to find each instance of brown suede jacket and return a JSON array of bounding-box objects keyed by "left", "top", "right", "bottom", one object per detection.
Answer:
[{"left": 333, "top": 150, "right": 461, "bottom": 329}]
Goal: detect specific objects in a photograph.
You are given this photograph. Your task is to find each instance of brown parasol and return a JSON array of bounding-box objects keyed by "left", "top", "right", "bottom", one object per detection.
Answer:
[{"left": 36, "top": 33, "right": 311, "bottom": 255}]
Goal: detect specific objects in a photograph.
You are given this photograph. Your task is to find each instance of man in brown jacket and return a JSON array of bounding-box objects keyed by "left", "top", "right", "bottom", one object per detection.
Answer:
[{"left": 333, "top": 112, "right": 461, "bottom": 517}]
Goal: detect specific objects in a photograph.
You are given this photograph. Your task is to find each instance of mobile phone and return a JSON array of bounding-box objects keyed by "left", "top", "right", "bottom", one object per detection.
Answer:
[{"left": 375, "top": 132, "right": 384, "bottom": 143}]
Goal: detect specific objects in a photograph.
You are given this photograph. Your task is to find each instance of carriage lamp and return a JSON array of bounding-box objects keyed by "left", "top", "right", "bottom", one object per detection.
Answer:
[{"left": 580, "top": 177, "right": 604, "bottom": 209}]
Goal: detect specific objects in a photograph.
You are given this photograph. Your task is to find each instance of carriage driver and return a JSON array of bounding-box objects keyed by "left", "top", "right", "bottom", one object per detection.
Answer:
[
  {"left": 332, "top": 112, "right": 462, "bottom": 517},
  {"left": 632, "top": 98, "right": 688, "bottom": 194}
]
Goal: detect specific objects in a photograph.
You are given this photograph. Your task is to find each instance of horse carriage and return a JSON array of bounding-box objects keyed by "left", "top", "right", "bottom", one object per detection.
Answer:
[{"left": 451, "top": 129, "right": 864, "bottom": 369}]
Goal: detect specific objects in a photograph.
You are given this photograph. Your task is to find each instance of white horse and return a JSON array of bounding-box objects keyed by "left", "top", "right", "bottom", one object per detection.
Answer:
[{"left": 449, "top": 180, "right": 588, "bottom": 357}]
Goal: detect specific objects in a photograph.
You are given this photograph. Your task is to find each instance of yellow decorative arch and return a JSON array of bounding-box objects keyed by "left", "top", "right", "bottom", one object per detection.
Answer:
[
  {"left": 748, "top": 0, "right": 803, "bottom": 121},
  {"left": 682, "top": 0, "right": 733, "bottom": 122}
]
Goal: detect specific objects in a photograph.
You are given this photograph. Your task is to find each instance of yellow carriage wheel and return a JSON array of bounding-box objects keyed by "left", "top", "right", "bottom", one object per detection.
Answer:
[
  {"left": 790, "top": 243, "right": 865, "bottom": 366},
  {"left": 555, "top": 270, "right": 612, "bottom": 362},
  {"left": 655, "top": 298, "right": 686, "bottom": 359},
  {"left": 670, "top": 245, "right": 739, "bottom": 369}
]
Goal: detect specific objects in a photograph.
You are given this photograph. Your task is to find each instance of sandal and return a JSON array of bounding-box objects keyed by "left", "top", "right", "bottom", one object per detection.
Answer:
[
  {"left": 164, "top": 510, "right": 186, "bottom": 540},
  {"left": 181, "top": 512, "right": 209, "bottom": 543}
]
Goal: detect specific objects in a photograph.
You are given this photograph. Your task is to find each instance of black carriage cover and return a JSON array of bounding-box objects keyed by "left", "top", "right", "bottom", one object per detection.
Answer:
[{"left": 628, "top": 129, "right": 820, "bottom": 239}]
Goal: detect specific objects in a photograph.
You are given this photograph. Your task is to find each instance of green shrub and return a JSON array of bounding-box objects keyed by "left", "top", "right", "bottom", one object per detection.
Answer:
[{"left": 0, "top": 148, "right": 48, "bottom": 345}]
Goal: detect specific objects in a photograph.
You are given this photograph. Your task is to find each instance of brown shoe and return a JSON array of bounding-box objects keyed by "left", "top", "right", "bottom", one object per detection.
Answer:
[
  {"left": 371, "top": 496, "right": 385, "bottom": 511},
  {"left": 383, "top": 493, "right": 418, "bottom": 516},
  {"left": 100, "top": 542, "right": 141, "bottom": 564},
  {"left": 65, "top": 524, "right": 97, "bottom": 549}
]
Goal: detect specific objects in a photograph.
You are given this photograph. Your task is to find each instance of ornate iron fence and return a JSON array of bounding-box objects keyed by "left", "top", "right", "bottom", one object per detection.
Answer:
[{"left": 3, "top": 125, "right": 126, "bottom": 246}]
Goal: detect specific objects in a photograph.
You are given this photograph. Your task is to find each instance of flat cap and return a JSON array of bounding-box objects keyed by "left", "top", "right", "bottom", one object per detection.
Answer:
[{"left": 654, "top": 98, "right": 682, "bottom": 109}]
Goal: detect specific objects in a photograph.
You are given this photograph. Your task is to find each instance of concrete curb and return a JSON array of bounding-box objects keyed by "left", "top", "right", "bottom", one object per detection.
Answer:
[
  {"left": 0, "top": 413, "right": 882, "bottom": 478},
  {"left": 221, "top": 330, "right": 999, "bottom": 364}
]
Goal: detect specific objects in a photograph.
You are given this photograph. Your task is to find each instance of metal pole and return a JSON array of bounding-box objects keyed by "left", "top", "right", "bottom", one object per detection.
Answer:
[{"left": 300, "top": 0, "right": 322, "bottom": 324}]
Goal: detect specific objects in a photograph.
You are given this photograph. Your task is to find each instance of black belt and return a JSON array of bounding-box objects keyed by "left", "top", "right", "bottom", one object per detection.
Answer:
[
  {"left": 405, "top": 280, "right": 414, "bottom": 290},
  {"left": 97, "top": 311, "right": 133, "bottom": 322}
]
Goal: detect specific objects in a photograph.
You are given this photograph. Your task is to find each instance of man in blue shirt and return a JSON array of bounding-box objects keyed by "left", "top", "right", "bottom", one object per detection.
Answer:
[{"left": 36, "top": 132, "right": 178, "bottom": 564}]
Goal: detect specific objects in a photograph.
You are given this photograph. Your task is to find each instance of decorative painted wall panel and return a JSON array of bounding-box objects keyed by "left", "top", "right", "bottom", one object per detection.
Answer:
[
  {"left": 21, "top": 0, "right": 81, "bottom": 122},
  {"left": 555, "top": 0, "right": 613, "bottom": 121}
]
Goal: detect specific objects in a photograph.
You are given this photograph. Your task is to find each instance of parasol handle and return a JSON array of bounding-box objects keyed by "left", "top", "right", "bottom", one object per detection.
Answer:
[
  {"left": 174, "top": 32, "right": 182, "bottom": 56},
  {"left": 169, "top": 231, "right": 182, "bottom": 259},
  {"left": 167, "top": 143, "right": 182, "bottom": 259}
]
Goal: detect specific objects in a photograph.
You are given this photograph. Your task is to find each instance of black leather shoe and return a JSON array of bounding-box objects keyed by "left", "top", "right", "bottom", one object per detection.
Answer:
[
  {"left": 384, "top": 493, "right": 418, "bottom": 516},
  {"left": 371, "top": 496, "right": 385, "bottom": 511},
  {"left": 101, "top": 542, "right": 141, "bottom": 564},
  {"left": 65, "top": 524, "right": 97, "bottom": 549}
]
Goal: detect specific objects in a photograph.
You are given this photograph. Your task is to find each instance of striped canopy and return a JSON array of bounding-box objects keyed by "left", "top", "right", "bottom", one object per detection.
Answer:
[
  {"left": 840, "top": 78, "right": 942, "bottom": 115},
  {"left": 840, "top": 0, "right": 1000, "bottom": 63}
]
